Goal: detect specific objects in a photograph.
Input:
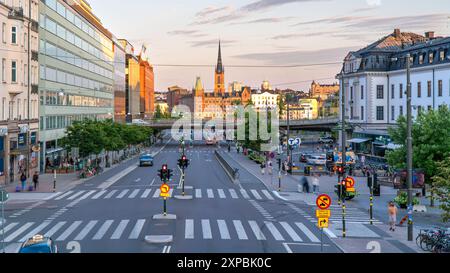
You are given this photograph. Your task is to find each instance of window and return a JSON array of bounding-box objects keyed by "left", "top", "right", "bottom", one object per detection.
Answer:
[
  {"left": 428, "top": 105, "right": 432, "bottom": 111},
  {"left": 1, "top": 59, "right": 5, "bottom": 82},
  {"left": 428, "top": 81, "right": 432, "bottom": 97},
  {"left": 46, "top": 0, "right": 57, "bottom": 10},
  {"left": 419, "top": 54, "right": 424, "bottom": 64},
  {"left": 417, "top": 106, "right": 423, "bottom": 115},
  {"left": 399, "top": 106, "right": 403, "bottom": 117},
  {"left": 376, "top": 85, "right": 384, "bottom": 99},
  {"left": 350, "top": 106, "right": 354, "bottom": 119},
  {"left": 440, "top": 51, "right": 445, "bottom": 61},
  {"left": 400, "top": 84, "right": 403, "bottom": 99},
  {"left": 391, "top": 84, "right": 395, "bottom": 99},
  {"left": 46, "top": 18, "right": 56, "bottom": 34},
  {"left": 56, "top": 2, "right": 66, "bottom": 17},
  {"left": 391, "top": 106, "right": 395, "bottom": 121},
  {"left": 429, "top": 52, "right": 434, "bottom": 64},
  {"left": 417, "top": 82, "right": 421, "bottom": 98},
  {"left": 2, "top": 23, "right": 5, "bottom": 43},
  {"left": 361, "top": 106, "right": 364, "bottom": 121},
  {"left": 11, "top": 26, "right": 17, "bottom": 44},
  {"left": 11, "top": 61, "right": 17, "bottom": 83},
  {"left": 438, "top": 80, "right": 443, "bottom": 97},
  {"left": 56, "top": 24, "right": 66, "bottom": 40},
  {"left": 376, "top": 106, "right": 384, "bottom": 121}
]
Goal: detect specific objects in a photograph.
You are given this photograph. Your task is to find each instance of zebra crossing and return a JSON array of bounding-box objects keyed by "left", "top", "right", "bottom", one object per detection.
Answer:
[
  {"left": 49, "top": 188, "right": 278, "bottom": 202},
  {"left": 305, "top": 205, "right": 383, "bottom": 225},
  {"left": 1, "top": 218, "right": 321, "bottom": 244},
  {"left": 183, "top": 219, "right": 321, "bottom": 243}
]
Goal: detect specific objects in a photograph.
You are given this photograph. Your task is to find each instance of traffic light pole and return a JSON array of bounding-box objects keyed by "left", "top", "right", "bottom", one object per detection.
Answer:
[
  {"left": 278, "top": 158, "right": 282, "bottom": 191},
  {"left": 370, "top": 179, "right": 374, "bottom": 225},
  {"left": 406, "top": 53, "right": 414, "bottom": 241},
  {"left": 181, "top": 166, "right": 185, "bottom": 196},
  {"left": 340, "top": 78, "right": 347, "bottom": 238}
]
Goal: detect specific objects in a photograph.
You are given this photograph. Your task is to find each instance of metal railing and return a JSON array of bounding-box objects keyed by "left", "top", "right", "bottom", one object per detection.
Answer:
[{"left": 214, "top": 151, "right": 239, "bottom": 181}]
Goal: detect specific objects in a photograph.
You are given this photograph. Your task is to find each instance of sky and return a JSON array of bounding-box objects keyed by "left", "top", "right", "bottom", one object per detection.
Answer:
[{"left": 87, "top": 0, "right": 450, "bottom": 92}]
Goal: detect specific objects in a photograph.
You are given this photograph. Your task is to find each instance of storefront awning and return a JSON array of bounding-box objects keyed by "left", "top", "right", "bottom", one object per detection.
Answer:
[
  {"left": 46, "top": 148, "right": 64, "bottom": 155},
  {"left": 386, "top": 143, "right": 402, "bottom": 150},
  {"left": 347, "top": 138, "right": 371, "bottom": 144}
]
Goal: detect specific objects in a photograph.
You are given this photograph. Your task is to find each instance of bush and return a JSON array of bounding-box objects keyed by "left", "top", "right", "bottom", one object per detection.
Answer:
[{"left": 394, "top": 192, "right": 420, "bottom": 207}]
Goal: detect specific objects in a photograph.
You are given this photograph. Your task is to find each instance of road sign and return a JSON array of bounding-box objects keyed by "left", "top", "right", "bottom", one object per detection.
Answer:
[
  {"left": 288, "top": 138, "right": 295, "bottom": 146},
  {"left": 345, "top": 177, "right": 355, "bottom": 188},
  {"left": 160, "top": 184, "right": 171, "bottom": 198},
  {"left": 0, "top": 190, "right": 8, "bottom": 202},
  {"left": 316, "top": 209, "right": 331, "bottom": 218},
  {"left": 318, "top": 218, "right": 329, "bottom": 228},
  {"left": 316, "top": 194, "right": 332, "bottom": 210},
  {"left": 295, "top": 138, "right": 302, "bottom": 146}
]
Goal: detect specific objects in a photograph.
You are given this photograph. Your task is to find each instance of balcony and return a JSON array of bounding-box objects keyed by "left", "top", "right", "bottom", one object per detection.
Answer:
[
  {"left": 31, "top": 20, "right": 39, "bottom": 33},
  {"left": 31, "top": 84, "right": 38, "bottom": 94},
  {"left": 31, "top": 50, "right": 38, "bottom": 61},
  {"left": 8, "top": 7, "right": 24, "bottom": 20}
]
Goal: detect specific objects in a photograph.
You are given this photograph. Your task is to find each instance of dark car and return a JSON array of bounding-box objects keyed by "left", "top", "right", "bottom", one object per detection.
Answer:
[
  {"left": 300, "top": 153, "right": 312, "bottom": 163},
  {"left": 19, "top": 235, "right": 58, "bottom": 253},
  {"left": 139, "top": 154, "right": 154, "bottom": 167}
]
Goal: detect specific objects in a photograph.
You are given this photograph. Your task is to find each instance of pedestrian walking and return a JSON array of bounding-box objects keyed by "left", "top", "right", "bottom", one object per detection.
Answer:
[
  {"left": 260, "top": 161, "right": 266, "bottom": 175},
  {"left": 20, "top": 172, "right": 27, "bottom": 192},
  {"left": 33, "top": 171, "right": 39, "bottom": 191},
  {"left": 312, "top": 174, "right": 320, "bottom": 194},
  {"left": 267, "top": 161, "right": 273, "bottom": 175},
  {"left": 388, "top": 201, "right": 398, "bottom": 231},
  {"left": 284, "top": 160, "right": 289, "bottom": 175},
  {"left": 300, "top": 176, "right": 310, "bottom": 193}
]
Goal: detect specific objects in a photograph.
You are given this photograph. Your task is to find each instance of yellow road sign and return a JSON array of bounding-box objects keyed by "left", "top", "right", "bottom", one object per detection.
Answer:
[
  {"left": 318, "top": 218, "right": 329, "bottom": 228},
  {"left": 347, "top": 187, "right": 356, "bottom": 192},
  {"left": 160, "top": 184, "right": 171, "bottom": 198},
  {"left": 316, "top": 210, "right": 331, "bottom": 218}
]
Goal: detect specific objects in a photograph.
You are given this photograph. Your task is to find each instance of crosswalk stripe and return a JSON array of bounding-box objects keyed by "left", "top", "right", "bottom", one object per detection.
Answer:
[
  {"left": 185, "top": 219, "right": 194, "bottom": 239},
  {"left": 104, "top": 190, "right": 117, "bottom": 199},
  {"left": 111, "top": 220, "right": 129, "bottom": 239},
  {"left": 19, "top": 221, "right": 51, "bottom": 243},
  {"left": 295, "top": 223, "right": 320, "bottom": 243},
  {"left": 280, "top": 222, "right": 302, "bottom": 242},
  {"left": 44, "top": 221, "right": 66, "bottom": 238},
  {"left": 250, "top": 190, "right": 262, "bottom": 200},
  {"left": 116, "top": 189, "right": 130, "bottom": 199},
  {"left": 153, "top": 189, "right": 161, "bottom": 198},
  {"left": 229, "top": 189, "right": 238, "bottom": 199},
  {"left": 233, "top": 220, "right": 248, "bottom": 240},
  {"left": 217, "top": 220, "right": 231, "bottom": 240},
  {"left": 67, "top": 191, "right": 86, "bottom": 200},
  {"left": 74, "top": 220, "right": 98, "bottom": 241},
  {"left": 169, "top": 189, "right": 173, "bottom": 197},
  {"left": 128, "top": 189, "right": 140, "bottom": 199},
  {"left": 207, "top": 189, "right": 214, "bottom": 198},
  {"left": 2, "top": 223, "right": 19, "bottom": 234},
  {"left": 4, "top": 222, "right": 34, "bottom": 242},
  {"left": 93, "top": 220, "right": 114, "bottom": 240},
  {"left": 217, "top": 189, "right": 226, "bottom": 199},
  {"left": 56, "top": 221, "right": 82, "bottom": 241},
  {"left": 261, "top": 190, "right": 274, "bottom": 200},
  {"left": 201, "top": 219, "right": 212, "bottom": 239},
  {"left": 240, "top": 189, "right": 250, "bottom": 199},
  {"left": 195, "top": 189, "right": 202, "bottom": 198},
  {"left": 129, "top": 219, "right": 146, "bottom": 240},
  {"left": 55, "top": 191, "right": 74, "bottom": 200},
  {"left": 80, "top": 190, "right": 97, "bottom": 200},
  {"left": 248, "top": 221, "right": 266, "bottom": 241},
  {"left": 92, "top": 190, "right": 107, "bottom": 200},
  {"left": 141, "top": 189, "right": 152, "bottom": 198},
  {"left": 264, "top": 221, "right": 284, "bottom": 241}
]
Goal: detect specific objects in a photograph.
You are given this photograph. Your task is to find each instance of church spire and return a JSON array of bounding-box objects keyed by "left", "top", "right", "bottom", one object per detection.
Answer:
[{"left": 216, "top": 40, "right": 224, "bottom": 74}]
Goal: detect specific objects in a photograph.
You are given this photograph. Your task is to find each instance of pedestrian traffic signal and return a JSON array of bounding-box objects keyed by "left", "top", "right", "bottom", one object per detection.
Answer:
[
  {"left": 337, "top": 166, "right": 345, "bottom": 176},
  {"left": 334, "top": 182, "right": 347, "bottom": 200}
]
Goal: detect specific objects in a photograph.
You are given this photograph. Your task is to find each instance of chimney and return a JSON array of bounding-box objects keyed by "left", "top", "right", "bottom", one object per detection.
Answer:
[
  {"left": 394, "top": 29, "right": 401, "bottom": 38},
  {"left": 425, "top": 31, "right": 435, "bottom": 39}
]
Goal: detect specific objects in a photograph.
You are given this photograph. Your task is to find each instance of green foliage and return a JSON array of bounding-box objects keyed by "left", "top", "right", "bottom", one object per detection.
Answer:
[
  {"left": 393, "top": 192, "right": 420, "bottom": 207},
  {"left": 386, "top": 106, "right": 450, "bottom": 181},
  {"left": 432, "top": 157, "right": 450, "bottom": 222},
  {"left": 61, "top": 119, "right": 154, "bottom": 158}
]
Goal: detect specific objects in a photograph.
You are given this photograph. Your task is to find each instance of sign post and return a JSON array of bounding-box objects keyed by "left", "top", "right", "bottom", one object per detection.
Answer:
[
  {"left": 316, "top": 194, "right": 331, "bottom": 253},
  {"left": 1, "top": 189, "right": 8, "bottom": 253},
  {"left": 160, "top": 184, "right": 171, "bottom": 216}
]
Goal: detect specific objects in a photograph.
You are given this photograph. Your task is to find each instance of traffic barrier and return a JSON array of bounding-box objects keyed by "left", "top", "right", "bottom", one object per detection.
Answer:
[
  {"left": 214, "top": 151, "right": 239, "bottom": 182},
  {"left": 398, "top": 215, "right": 408, "bottom": 226}
]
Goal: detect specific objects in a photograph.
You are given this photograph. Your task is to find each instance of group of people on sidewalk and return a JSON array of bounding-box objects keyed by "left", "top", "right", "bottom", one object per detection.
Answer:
[{"left": 18, "top": 171, "right": 40, "bottom": 192}]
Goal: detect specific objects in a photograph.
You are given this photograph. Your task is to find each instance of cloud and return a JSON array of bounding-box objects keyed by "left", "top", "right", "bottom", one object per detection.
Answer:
[
  {"left": 366, "top": 0, "right": 382, "bottom": 7},
  {"left": 271, "top": 30, "right": 335, "bottom": 40},
  {"left": 230, "top": 17, "right": 295, "bottom": 25},
  {"left": 351, "top": 6, "right": 379, "bottom": 12},
  {"left": 195, "top": 6, "right": 233, "bottom": 18},
  {"left": 293, "top": 16, "right": 367, "bottom": 26},
  {"left": 241, "top": 0, "right": 331, "bottom": 12},
  {"left": 189, "top": 39, "right": 236, "bottom": 48},
  {"left": 167, "top": 30, "right": 199, "bottom": 36},
  {"left": 234, "top": 46, "right": 359, "bottom": 65}
]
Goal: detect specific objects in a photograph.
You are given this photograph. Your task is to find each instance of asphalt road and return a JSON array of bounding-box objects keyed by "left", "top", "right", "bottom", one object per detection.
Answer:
[{"left": 1, "top": 140, "right": 341, "bottom": 253}]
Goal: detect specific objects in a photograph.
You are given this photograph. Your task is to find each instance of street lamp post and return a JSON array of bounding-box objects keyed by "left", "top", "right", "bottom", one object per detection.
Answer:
[
  {"left": 53, "top": 168, "right": 56, "bottom": 193},
  {"left": 406, "top": 53, "right": 414, "bottom": 241}
]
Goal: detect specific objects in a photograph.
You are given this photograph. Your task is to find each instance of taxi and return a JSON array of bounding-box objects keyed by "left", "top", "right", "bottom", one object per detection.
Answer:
[{"left": 18, "top": 235, "right": 58, "bottom": 253}]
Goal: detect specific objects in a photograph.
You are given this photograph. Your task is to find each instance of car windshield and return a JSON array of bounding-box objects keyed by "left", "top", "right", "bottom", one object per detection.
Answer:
[
  {"left": 140, "top": 155, "right": 152, "bottom": 160},
  {"left": 19, "top": 244, "right": 52, "bottom": 253}
]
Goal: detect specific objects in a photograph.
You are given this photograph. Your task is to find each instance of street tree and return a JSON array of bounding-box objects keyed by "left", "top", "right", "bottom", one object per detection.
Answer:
[{"left": 431, "top": 157, "right": 450, "bottom": 222}]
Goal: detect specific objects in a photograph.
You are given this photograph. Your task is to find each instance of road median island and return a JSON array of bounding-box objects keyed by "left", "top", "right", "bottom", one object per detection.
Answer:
[{"left": 214, "top": 151, "right": 239, "bottom": 183}]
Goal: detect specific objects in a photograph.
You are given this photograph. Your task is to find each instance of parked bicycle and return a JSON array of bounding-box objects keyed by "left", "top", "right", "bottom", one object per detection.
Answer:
[{"left": 416, "top": 227, "right": 450, "bottom": 253}]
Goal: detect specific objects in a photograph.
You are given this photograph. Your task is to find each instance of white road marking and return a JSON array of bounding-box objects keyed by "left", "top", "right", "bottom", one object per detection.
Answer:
[
  {"left": 195, "top": 189, "right": 202, "bottom": 198},
  {"left": 67, "top": 191, "right": 86, "bottom": 200},
  {"left": 295, "top": 223, "right": 320, "bottom": 243},
  {"left": 217, "top": 220, "right": 231, "bottom": 240},
  {"left": 98, "top": 166, "right": 138, "bottom": 190},
  {"left": 217, "top": 189, "right": 226, "bottom": 199},
  {"left": 111, "top": 220, "right": 129, "bottom": 240},
  {"left": 2, "top": 223, "right": 19, "bottom": 234},
  {"left": 240, "top": 189, "right": 250, "bottom": 199},
  {"left": 250, "top": 190, "right": 262, "bottom": 200},
  {"left": 264, "top": 221, "right": 284, "bottom": 241},
  {"left": 207, "top": 189, "right": 214, "bottom": 198},
  {"left": 185, "top": 219, "right": 194, "bottom": 239},
  {"left": 261, "top": 190, "right": 275, "bottom": 200},
  {"left": 92, "top": 190, "right": 107, "bottom": 200},
  {"left": 56, "top": 221, "right": 82, "bottom": 241},
  {"left": 128, "top": 189, "right": 140, "bottom": 199},
  {"left": 92, "top": 220, "right": 114, "bottom": 240},
  {"left": 233, "top": 220, "right": 248, "bottom": 240},
  {"left": 54, "top": 191, "right": 74, "bottom": 200},
  {"left": 323, "top": 228, "right": 337, "bottom": 239},
  {"left": 74, "top": 220, "right": 98, "bottom": 241},
  {"left": 141, "top": 189, "right": 152, "bottom": 198},
  {"left": 19, "top": 221, "right": 51, "bottom": 243},
  {"left": 201, "top": 219, "right": 212, "bottom": 239},
  {"left": 129, "top": 219, "right": 145, "bottom": 240},
  {"left": 153, "top": 189, "right": 161, "bottom": 198},
  {"left": 229, "top": 189, "right": 238, "bottom": 199},
  {"left": 280, "top": 222, "right": 302, "bottom": 242},
  {"left": 248, "top": 221, "right": 266, "bottom": 241},
  {"left": 79, "top": 190, "right": 97, "bottom": 200},
  {"left": 44, "top": 221, "right": 66, "bottom": 238},
  {"left": 104, "top": 190, "right": 117, "bottom": 199},
  {"left": 4, "top": 222, "right": 34, "bottom": 242},
  {"left": 116, "top": 189, "right": 130, "bottom": 199}
]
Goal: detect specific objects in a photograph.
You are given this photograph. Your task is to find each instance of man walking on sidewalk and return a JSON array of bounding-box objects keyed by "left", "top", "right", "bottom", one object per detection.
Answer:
[
  {"left": 388, "top": 201, "right": 398, "bottom": 231},
  {"left": 20, "top": 172, "right": 27, "bottom": 192},
  {"left": 312, "top": 174, "right": 320, "bottom": 194},
  {"left": 33, "top": 172, "right": 39, "bottom": 191}
]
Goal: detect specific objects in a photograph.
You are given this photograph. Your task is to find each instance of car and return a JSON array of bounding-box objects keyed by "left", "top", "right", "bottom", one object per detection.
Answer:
[
  {"left": 139, "top": 154, "right": 154, "bottom": 167},
  {"left": 307, "top": 155, "right": 327, "bottom": 166},
  {"left": 131, "top": 119, "right": 149, "bottom": 125},
  {"left": 299, "top": 153, "right": 313, "bottom": 163},
  {"left": 18, "top": 235, "right": 58, "bottom": 253},
  {"left": 318, "top": 137, "right": 334, "bottom": 144}
]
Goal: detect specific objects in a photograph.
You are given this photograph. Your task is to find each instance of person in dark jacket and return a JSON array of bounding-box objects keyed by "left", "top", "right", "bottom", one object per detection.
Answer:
[{"left": 33, "top": 172, "right": 39, "bottom": 190}]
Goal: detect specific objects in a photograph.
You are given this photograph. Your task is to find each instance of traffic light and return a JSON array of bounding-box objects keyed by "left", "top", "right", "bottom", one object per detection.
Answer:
[
  {"left": 178, "top": 155, "right": 190, "bottom": 169},
  {"left": 335, "top": 182, "right": 347, "bottom": 200},
  {"left": 337, "top": 166, "right": 345, "bottom": 176},
  {"left": 159, "top": 164, "right": 169, "bottom": 181}
]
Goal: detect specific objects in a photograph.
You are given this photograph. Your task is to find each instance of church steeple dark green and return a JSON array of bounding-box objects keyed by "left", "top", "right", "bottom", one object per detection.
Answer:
[
  {"left": 216, "top": 40, "right": 224, "bottom": 74},
  {"left": 214, "top": 40, "right": 225, "bottom": 95}
]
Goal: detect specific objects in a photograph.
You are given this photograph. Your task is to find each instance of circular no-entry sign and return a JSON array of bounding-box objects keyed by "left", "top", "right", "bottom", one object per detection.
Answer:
[{"left": 316, "top": 194, "right": 332, "bottom": 210}]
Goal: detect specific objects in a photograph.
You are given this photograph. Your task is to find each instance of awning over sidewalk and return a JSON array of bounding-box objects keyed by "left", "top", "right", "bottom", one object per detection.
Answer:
[{"left": 347, "top": 138, "right": 371, "bottom": 144}]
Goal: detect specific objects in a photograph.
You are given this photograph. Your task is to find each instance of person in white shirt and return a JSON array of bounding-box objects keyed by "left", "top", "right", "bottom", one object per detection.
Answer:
[{"left": 312, "top": 174, "right": 320, "bottom": 194}]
